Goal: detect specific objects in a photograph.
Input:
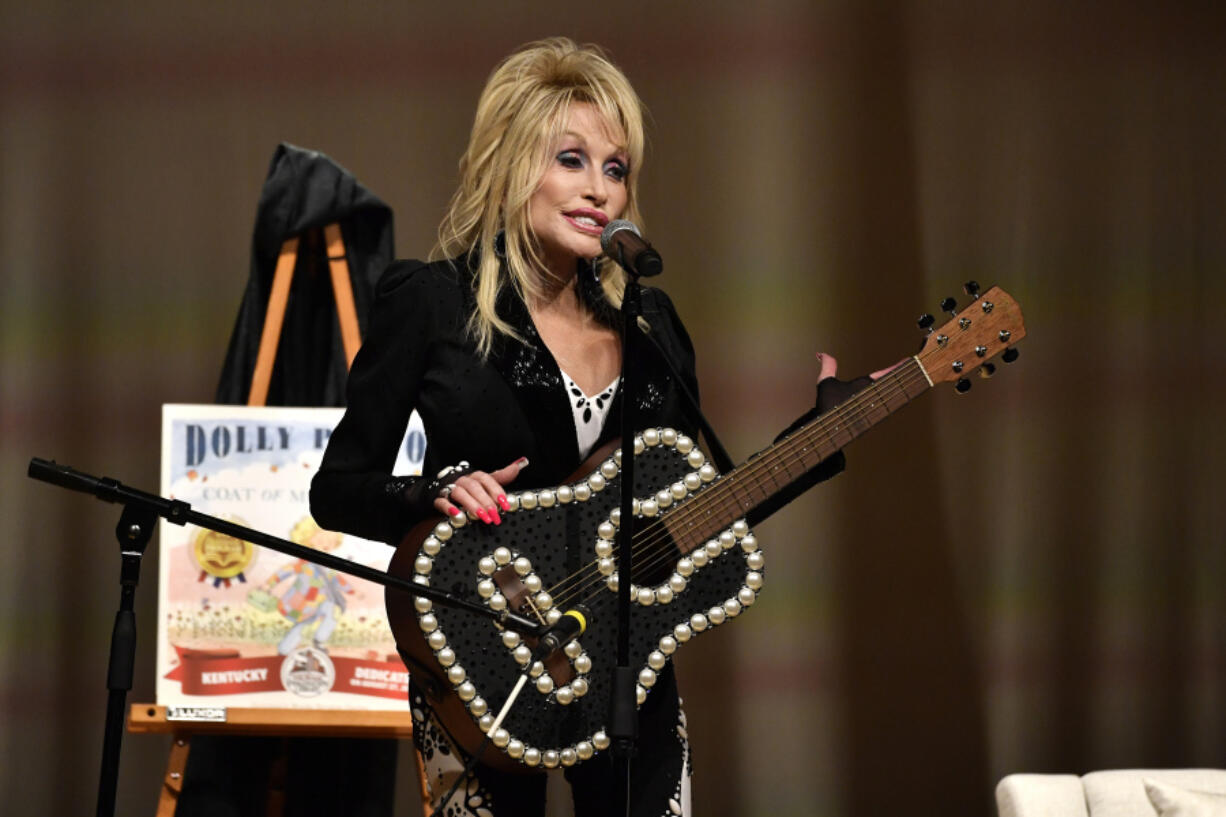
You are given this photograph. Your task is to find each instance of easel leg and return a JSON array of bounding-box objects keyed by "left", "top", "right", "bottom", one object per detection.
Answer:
[
  {"left": 414, "top": 745, "right": 432, "bottom": 808},
  {"left": 266, "top": 738, "right": 288, "bottom": 817},
  {"left": 156, "top": 734, "right": 190, "bottom": 817}
]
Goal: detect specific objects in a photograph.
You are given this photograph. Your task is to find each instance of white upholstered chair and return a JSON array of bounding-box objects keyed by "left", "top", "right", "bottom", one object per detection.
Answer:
[{"left": 996, "top": 769, "right": 1226, "bottom": 817}]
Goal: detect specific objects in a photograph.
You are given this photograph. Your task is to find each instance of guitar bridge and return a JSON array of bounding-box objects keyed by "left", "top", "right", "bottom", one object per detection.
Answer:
[{"left": 492, "top": 565, "right": 575, "bottom": 686}]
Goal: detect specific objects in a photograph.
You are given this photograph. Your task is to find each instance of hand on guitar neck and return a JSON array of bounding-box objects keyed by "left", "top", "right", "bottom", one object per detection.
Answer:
[{"left": 814, "top": 351, "right": 907, "bottom": 414}]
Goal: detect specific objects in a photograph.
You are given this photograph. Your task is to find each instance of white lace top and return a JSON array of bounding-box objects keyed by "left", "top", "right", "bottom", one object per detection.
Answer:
[{"left": 560, "top": 370, "right": 620, "bottom": 460}]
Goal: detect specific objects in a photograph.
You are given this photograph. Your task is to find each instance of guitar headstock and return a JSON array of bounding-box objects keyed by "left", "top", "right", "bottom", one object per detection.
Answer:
[{"left": 916, "top": 285, "right": 1026, "bottom": 388}]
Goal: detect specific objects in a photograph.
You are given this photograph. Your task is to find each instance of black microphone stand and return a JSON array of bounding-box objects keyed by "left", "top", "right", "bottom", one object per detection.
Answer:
[
  {"left": 609, "top": 246, "right": 650, "bottom": 817},
  {"left": 26, "top": 458, "right": 544, "bottom": 817},
  {"left": 98, "top": 502, "right": 156, "bottom": 817}
]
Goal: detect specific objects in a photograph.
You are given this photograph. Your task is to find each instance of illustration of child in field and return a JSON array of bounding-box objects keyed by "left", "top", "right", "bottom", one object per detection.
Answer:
[{"left": 256, "top": 516, "right": 353, "bottom": 655}]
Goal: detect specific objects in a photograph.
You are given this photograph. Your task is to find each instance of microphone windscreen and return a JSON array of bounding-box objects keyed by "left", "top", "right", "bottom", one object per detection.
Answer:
[{"left": 600, "top": 219, "right": 641, "bottom": 255}]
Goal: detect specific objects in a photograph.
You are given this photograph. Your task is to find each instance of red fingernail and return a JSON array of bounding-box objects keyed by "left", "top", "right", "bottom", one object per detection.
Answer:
[
  {"left": 447, "top": 506, "right": 462, "bottom": 517},
  {"left": 490, "top": 510, "right": 501, "bottom": 525},
  {"left": 496, "top": 495, "right": 510, "bottom": 512},
  {"left": 477, "top": 509, "right": 491, "bottom": 524}
]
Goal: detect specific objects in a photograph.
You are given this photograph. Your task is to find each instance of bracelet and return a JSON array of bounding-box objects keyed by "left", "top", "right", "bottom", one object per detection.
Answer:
[
  {"left": 435, "top": 461, "right": 471, "bottom": 481},
  {"left": 427, "top": 460, "right": 472, "bottom": 502}
]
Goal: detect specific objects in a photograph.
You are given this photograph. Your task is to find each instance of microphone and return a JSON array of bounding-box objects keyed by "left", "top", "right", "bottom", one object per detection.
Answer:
[
  {"left": 27, "top": 457, "right": 194, "bottom": 523},
  {"left": 600, "top": 220, "right": 663, "bottom": 278},
  {"left": 532, "top": 604, "right": 591, "bottom": 660},
  {"left": 29, "top": 458, "right": 112, "bottom": 497}
]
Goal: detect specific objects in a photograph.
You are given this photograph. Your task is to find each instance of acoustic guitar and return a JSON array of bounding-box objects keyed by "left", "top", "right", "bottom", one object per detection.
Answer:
[{"left": 387, "top": 284, "right": 1026, "bottom": 772}]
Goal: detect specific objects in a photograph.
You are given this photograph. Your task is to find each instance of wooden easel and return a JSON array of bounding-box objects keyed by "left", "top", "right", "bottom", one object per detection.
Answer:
[
  {"left": 129, "top": 224, "right": 427, "bottom": 816},
  {"left": 128, "top": 705, "right": 417, "bottom": 816},
  {"left": 247, "top": 224, "right": 363, "bottom": 406}
]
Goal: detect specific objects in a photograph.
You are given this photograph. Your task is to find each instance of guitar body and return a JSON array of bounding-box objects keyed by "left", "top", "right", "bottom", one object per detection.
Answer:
[
  {"left": 386, "top": 428, "right": 764, "bottom": 772},
  {"left": 385, "top": 284, "right": 1027, "bottom": 772}
]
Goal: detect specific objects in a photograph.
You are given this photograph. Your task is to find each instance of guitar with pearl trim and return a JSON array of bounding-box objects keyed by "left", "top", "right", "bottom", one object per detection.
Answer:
[{"left": 386, "top": 284, "right": 1026, "bottom": 772}]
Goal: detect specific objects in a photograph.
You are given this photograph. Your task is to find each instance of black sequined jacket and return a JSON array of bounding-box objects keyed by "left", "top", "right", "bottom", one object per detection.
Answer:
[
  {"left": 310, "top": 255, "right": 706, "bottom": 546},
  {"left": 310, "top": 254, "right": 844, "bottom": 547}
]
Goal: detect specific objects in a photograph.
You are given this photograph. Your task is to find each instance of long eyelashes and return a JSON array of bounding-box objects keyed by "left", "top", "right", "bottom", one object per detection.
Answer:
[
  {"left": 556, "top": 150, "right": 629, "bottom": 182},
  {"left": 604, "top": 160, "right": 629, "bottom": 182}
]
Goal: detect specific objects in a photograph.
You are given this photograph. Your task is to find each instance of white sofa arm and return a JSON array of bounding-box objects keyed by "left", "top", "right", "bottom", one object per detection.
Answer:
[
  {"left": 996, "top": 774, "right": 1088, "bottom": 817},
  {"left": 997, "top": 769, "right": 1226, "bottom": 817}
]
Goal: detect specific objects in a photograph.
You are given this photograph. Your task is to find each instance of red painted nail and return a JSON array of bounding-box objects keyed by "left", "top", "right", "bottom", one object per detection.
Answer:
[
  {"left": 447, "top": 506, "right": 461, "bottom": 517},
  {"left": 490, "top": 510, "right": 501, "bottom": 525},
  {"left": 496, "top": 495, "right": 510, "bottom": 512},
  {"left": 477, "top": 508, "right": 491, "bottom": 524}
]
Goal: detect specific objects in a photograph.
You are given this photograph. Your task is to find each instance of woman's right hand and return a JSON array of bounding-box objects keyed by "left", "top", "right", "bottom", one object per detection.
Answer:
[{"left": 432, "top": 457, "right": 529, "bottom": 525}]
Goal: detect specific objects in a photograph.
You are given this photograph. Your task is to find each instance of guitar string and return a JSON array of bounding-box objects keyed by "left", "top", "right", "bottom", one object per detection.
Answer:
[
  {"left": 541, "top": 363, "right": 932, "bottom": 627},
  {"left": 542, "top": 362, "right": 929, "bottom": 611},
  {"left": 540, "top": 362, "right": 932, "bottom": 613},
  {"left": 569, "top": 318, "right": 1013, "bottom": 619},
  {"left": 578, "top": 366, "right": 927, "bottom": 604}
]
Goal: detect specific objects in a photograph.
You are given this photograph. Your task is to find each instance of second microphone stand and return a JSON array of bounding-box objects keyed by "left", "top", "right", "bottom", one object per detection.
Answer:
[{"left": 26, "top": 458, "right": 546, "bottom": 817}]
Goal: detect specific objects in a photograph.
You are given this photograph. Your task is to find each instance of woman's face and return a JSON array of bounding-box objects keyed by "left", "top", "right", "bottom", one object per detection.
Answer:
[{"left": 527, "top": 102, "right": 630, "bottom": 277}]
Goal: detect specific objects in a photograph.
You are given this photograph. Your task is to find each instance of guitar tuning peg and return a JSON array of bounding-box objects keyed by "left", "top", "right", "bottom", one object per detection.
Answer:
[
  {"left": 1002, "top": 348, "right": 1020, "bottom": 364},
  {"left": 940, "top": 296, "right": 958, "bottom": 316},
  {"left": 978, "top": 363, "right": 996, "bottom": 379},
  {"left": 916, "top": 313, "right": 935, "bottom": 334},
  {"left": 963, "top": 280, "right": 980, "bottom": 298},
  {"left": 955, "top": 378, "right": 972, "bottom": 394}
]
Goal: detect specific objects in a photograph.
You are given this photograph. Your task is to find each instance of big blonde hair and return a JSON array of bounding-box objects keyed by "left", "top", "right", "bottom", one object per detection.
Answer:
[{"left": 434, "top": 37, "right": 647, "bottom": 357}]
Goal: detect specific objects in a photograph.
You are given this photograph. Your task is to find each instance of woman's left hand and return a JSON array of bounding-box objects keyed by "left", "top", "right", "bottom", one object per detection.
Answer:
[
  {"left": 433, "top": 456, "right": 530, "bottom": 525},
  {"left": 815, "top": 352, "right": 904, "bottom": 383}
]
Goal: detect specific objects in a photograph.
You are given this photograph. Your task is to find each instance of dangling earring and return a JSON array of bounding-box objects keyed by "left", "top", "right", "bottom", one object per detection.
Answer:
[{"left": 581, "top": 257, "right": 601, "bottom": 284}]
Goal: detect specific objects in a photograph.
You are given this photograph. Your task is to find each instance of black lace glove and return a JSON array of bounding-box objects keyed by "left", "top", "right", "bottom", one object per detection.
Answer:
[
  {"left": 393, "top": 461, "right": 475, "bottom": 518},
  {"left": 744, "top": 374, "right": 874, "bottom": 526}
]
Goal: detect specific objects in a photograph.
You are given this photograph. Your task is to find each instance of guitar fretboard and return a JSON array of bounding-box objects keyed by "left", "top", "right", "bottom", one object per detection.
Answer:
[{"left": 660, "top": 358, "right": 932, "bottom": 553}]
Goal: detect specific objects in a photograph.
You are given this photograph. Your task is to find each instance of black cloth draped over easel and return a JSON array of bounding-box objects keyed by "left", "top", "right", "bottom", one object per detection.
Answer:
[{"left": 215, "top": 142, "right": 394, "bottom": 407}]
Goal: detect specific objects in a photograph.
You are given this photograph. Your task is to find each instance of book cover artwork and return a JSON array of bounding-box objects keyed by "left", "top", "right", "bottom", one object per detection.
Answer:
[{"left": 157, "top": 404, "right": 425, "bottom": 709}]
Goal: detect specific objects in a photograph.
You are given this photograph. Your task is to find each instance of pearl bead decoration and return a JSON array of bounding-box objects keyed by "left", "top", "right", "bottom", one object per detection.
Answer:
[{"left": 404, "top": 428, "right": 771, "bottom": 772}]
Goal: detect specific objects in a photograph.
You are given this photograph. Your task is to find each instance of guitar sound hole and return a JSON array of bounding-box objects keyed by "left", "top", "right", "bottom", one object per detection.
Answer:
[{"left": 630, "top": 531, "right": 681, "bottom": 587}]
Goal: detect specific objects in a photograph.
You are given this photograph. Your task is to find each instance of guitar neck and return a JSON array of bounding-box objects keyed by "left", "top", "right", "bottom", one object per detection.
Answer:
[{"left": 663, "top": 358, "right": 933, "bottom": 550}]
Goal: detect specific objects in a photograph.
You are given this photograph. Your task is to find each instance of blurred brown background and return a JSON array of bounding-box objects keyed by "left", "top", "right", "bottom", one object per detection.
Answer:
[{"left": 2, "top": 1, "right": 1224, "bottom": 815}]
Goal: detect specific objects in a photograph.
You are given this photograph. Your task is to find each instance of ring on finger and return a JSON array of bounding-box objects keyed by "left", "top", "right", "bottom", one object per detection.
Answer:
[{"left": 439, "top": 483, "right": 456, "bottom": 500}]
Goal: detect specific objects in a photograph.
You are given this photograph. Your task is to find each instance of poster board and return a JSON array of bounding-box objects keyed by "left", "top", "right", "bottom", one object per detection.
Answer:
[{"left": 156, "top": 404, "right": 425, "bottom": 710}]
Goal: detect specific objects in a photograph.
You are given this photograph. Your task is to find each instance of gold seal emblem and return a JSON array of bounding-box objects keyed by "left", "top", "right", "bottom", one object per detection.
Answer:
[{"left": 192, "top": 523, "right": 256, "bottom": 588}]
